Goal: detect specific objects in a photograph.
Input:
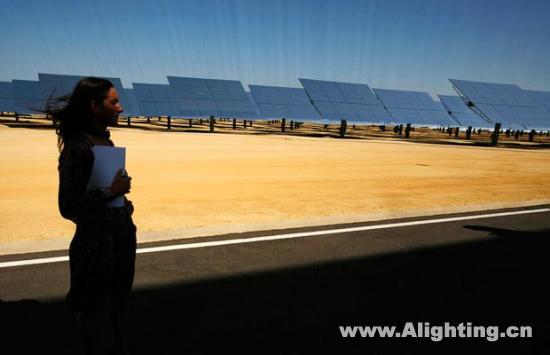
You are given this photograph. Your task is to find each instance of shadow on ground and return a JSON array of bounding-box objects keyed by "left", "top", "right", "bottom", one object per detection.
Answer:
[{"left": 1, "top": 227, "right": 549, "bottom": 354}]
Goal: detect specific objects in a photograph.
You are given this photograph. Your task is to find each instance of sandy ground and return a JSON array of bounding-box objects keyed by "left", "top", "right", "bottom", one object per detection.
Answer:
[{"left": 1, "top": 125, "right": 550, "bottom": 255}]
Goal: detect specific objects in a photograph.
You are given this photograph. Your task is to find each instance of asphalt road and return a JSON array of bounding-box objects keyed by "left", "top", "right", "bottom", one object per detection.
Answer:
[{"left": 1, "top": 205, "right": 549, "bottom": 354}]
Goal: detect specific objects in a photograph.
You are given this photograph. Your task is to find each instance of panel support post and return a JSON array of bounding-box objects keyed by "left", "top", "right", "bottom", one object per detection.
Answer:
[
  {"left": 466, "top": 126, "right": 472, "bottom": 140},
  {"left": 189, "top": 119, "right": 192, "bottom": 128},
  {"left": 209, "top": 116, "right": 215, "bottom": 132},
  {"left": 339, "top": 119, "right": 347, "bottom": 138},
  {"left": 15, "top": 112, "right": 19, "bottom": 122},
  {"left": 233, "top": 118, "right": 237, "bottom": 129},
  {"left": 405, "top": 123, "right": 411, "bottom": 138},
  {"left": 147, "top": 116, "right": 150, "bottom": 123},
  {"left": 127, "top": 116, "right": 131, "bottom": 127},
  {"left": 529, "top": 129, "right": 536, "bottom": 142},
  {"left": 167, "top": 116, "right": 171, "bottom": 130},
  {"left": 491, "top": 122, "right": 501, "bottom": 145},
  {"left": 281, "top": 118, "right": 286, "bottom": 132},
  {"left": 454, "top": 127, "right": 459, "bottom": 138}
]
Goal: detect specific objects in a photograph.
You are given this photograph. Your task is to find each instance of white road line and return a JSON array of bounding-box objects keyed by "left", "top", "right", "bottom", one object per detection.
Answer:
[{"left": 1, "top": 208, "right": 548, "bottom": 269}]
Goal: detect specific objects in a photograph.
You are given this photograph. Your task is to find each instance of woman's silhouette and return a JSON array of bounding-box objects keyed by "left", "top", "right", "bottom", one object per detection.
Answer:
[{"left": 50, "top": 77, "right": 136, "bottom": 355}]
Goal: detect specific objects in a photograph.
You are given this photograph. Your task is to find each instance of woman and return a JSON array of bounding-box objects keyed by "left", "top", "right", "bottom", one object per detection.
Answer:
[{"left": 51, "top": 77, "right": 136, "bottom": 355}]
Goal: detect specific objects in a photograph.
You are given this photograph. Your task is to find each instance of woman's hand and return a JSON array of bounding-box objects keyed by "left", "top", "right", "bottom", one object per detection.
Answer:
[
  {"left": 110, "top": 168, "right": 132, "bottom": 196},
  {"left": 126, "top": 199, "right": 134, "bottom": 216}
]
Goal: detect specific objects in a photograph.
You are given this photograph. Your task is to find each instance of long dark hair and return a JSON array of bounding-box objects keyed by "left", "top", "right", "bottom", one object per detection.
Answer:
[{"left": 47, "top": 77, "right": 114, "bottom": 151}]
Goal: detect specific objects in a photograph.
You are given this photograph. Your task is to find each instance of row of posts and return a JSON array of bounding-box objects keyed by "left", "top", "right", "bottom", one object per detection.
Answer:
[
  {"left": 119, "top": 115, "right": 549, "bottom": 143},
  {"left": 0, "top": 111, "right": 19, "bottom": 121},
  {"left": 2, "top": 112, "right": 547, "bottom": 145},
  {"left": 127, "top": 116, "right": 255, "bottom": 131},
  {"left": 434, "top": 126, "right": 479, "bottom": 138},
  {"left": 136, "top": 115, "right": 304, "bottom": 133},
  {"left": 421, "top": 123, "right": 545, "bottom": 144},
  {"left": 490, "top": 124, "right": 544, "bottom": 144}
]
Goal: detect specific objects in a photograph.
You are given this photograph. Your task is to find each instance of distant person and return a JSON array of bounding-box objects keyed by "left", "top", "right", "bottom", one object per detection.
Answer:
[{"left": 49, "top": 77, "right": 136, "bottom": 355}]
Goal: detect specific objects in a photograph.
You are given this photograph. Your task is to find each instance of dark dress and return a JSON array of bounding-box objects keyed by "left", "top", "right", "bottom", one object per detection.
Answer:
[{"left": 58, "top": 132, "right": 136, "bottom": 312}]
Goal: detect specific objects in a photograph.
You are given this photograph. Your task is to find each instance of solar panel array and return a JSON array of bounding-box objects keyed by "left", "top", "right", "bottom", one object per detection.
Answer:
[
  {"left": 249, "top": 85, "right": 321, "bottom": 120},
  {"left": 450, "top": 79, "right": 550, "bottom": 129},
  {"left": 299, "top": 79, "right": 389, "bottom": 122},
  {"left": 133, "top": 83, "right": 178, "bottom": 117},
  {"left": 168, "top": 76, "right": 259, "bottom": 118},
  {"left": 3, "top": 72, "right": 549, "bottom": 128},
  {"left": 0, "top": 81, "right": 17, "bottom": 112},
  {"left": 438, "top": 95, "right": 491, "bottom": 127},
  {"left": 373, "top": 88, "right": 457, "bottom": 126},
  {"left": 12, "top": 80, "right": 43, "bottom": 114}
]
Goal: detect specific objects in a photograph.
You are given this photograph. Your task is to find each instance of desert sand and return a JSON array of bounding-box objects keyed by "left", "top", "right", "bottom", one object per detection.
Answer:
[{"left": 1, "top": 125, "right": 549, "bottom": 255}]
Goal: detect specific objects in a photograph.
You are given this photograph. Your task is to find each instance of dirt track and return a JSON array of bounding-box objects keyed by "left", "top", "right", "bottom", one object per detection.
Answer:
[{"left": 1, "top": 125, "right": 549, "bottom": 254}]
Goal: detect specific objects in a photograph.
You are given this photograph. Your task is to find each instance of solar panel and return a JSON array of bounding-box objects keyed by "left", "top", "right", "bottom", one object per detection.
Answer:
[
  {"left": 299, "top": 79, "right": 390, "bottom": 123},
  {"left": 246, "top": 92, "right": 260, "bottom": 113},
  {"left": 121, "top": 88, "right": 141, "bottom": 116},
  {"left": 38, "top": 73, "right": 127, "bottom": 101},
  {"left": 249, "top": 85, "right": 321, "bottom": 120},
  {"left": 38, "top": 73, "right": 82, "bottom": 101},
  {"left": 12, "top": 80, "right": 43, "bottom": 114},
  {"left": 519, "top": 90, "right": 550, "bottom": 129},
  {"left": 438, "top": 95, "right": 492, "bottom": 127},
  {"left": 38, "top": 73, "right": 132, "bottom": 116},
  {"left": 168, "top": 76, "right": 259, "bottom": 118},
  {"left": 373, "top": 88, "right": 456, "bottom": 126},
  {"left": 449, "top": 79, "right": 550, "bottom": 129},
  {"left": 0, "top": 81, "right": 17, "bottom": 112},
  {"left": 522, "top": 90, "right": 550, "bottom": 108},
  {"left": 132, "top": 83, "right": 178, "bottom": 116}
]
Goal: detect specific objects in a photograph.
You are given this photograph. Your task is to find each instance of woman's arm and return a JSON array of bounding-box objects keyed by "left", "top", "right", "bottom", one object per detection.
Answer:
[
  {"left": 58, "top": 140, "right": 117, "bottom": 223},
  {"left": 124, "top": 197, "right": 134, "bottom": 216}
]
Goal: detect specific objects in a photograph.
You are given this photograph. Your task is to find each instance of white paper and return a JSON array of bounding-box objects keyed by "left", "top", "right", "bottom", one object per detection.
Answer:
[{"left": 87, "top": 146, "right": 126, "bottom": 207}]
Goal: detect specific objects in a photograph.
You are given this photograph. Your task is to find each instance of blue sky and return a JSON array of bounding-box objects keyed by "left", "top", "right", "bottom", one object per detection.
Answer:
[{"left": 1, "top": 0, "right": 549, "bottom": 96}]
